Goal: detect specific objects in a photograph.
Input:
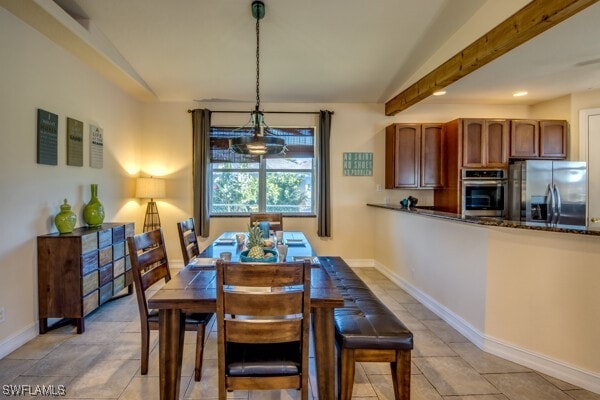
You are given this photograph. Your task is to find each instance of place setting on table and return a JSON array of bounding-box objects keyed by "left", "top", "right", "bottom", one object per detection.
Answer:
[{"left": 190, "top": 225, "right": 319, "bottom": 268}]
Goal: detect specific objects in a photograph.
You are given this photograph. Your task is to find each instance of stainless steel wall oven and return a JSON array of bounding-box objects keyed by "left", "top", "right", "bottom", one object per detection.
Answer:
[{"left": 461, "top": 168, "right": 508, "bottom": 217}]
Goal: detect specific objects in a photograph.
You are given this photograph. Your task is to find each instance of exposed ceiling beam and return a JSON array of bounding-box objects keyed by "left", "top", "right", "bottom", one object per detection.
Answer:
[{"left": 385, "top": 0, "right": 600, "bottom": 116}]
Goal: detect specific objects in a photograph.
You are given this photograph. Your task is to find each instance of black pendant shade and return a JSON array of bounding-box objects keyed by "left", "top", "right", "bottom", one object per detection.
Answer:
[{"left": 229, "top": 133, "right": 285, "bottom": 156}]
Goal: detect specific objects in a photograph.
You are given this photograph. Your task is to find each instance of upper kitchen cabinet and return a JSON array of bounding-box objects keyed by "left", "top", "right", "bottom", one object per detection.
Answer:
[
  {"left": 539, "top": 120, "right": 567, "bottom": 159},
  {"left": 462, "top": 119, "right": 509, "bottom": 167},
  {"left": 385, "top": 123, "right": 444, "bottom": 189},
  {"left": 510, "top": 119, "right": 567, "bottom": 159},
  {"left": 510, "top": 119, "right": 539, "bottom": 158},
  {"left": 421, "top": 124, "right": 445, "bottom": 187}
]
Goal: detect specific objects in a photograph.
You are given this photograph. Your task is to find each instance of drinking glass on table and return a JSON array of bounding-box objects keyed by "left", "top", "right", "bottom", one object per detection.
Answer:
[
  {"left": 275, "top": 230, "right": 283, "bottom": 245},
  {"left": 277, "top": 244, "right": 288, "bottom": 262},
  {"left": 235, "top": 233, "right": 245, "bottom": 246}
]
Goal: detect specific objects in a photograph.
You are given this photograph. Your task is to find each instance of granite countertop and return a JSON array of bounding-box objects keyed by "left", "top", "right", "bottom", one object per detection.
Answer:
[{"left": 367, "top": 203, "right": 600, "bottom": 236}]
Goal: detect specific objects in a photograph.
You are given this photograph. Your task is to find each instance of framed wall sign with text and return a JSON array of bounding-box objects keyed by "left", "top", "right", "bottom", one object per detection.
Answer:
[
  {"left": 37, "top": 109, "right": 58, "bottom": 166},
  {"left": 89, "top": 125, "right": 103, "bottom": 169},
  {"left": 343, "top": 152, "right": 373, "bottom": 176},
  {"left": 66, "top": 117, "right": 84, "bottom": 167}
]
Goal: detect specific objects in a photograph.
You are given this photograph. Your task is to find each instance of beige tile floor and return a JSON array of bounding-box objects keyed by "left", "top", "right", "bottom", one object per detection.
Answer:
[{"left": 2, "top": 267, "right": 600, "bottom": 399}]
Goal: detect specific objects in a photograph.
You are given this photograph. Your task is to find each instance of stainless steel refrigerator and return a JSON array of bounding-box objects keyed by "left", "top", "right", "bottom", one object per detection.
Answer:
[{"left": 508, "top": 160, "right": 587, "bottom": 226}]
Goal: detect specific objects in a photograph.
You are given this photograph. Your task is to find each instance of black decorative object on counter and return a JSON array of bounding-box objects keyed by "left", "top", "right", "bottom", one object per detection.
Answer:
[{"left": 408, "top": 196, "right": 418, "bottom": 208}]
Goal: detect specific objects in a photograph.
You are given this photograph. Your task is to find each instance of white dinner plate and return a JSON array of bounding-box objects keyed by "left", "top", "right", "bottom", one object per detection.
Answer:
[
  {"left": 292, "top": 256, "right": 320, "bottom": 265},
  {"left": 285, "top": 239, "right": 305, "bottom": 246},
  {"left": 214, "top": 238, "right": 235, "bottom": 245},
  {"left": 188, "top": 258, "right": 217, "bottom": 269}
]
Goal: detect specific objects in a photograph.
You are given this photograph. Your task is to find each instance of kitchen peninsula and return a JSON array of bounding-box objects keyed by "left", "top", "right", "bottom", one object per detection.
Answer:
[
  {"left": 367, "top": 203, "right": 600, "bottom": 236},
  {"left": 368, "top": 203, "right": 600, "bottom": 393}
]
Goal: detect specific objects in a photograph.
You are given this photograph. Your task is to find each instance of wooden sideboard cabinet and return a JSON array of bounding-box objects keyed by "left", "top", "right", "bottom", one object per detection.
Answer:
[
  {"left": 510, "top": 119, "right": 567, "bottom": 159},
  {"left": 37, "top": 222, "right": 135, "bottom": 334},
  {"left": 385, "top": 123, "right": 444, "bottom": 189}
]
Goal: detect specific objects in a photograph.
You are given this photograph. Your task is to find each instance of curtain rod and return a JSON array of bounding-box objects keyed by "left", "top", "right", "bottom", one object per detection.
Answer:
[{"left": 187, "top": 109, "right": 333, "bottom": 115}]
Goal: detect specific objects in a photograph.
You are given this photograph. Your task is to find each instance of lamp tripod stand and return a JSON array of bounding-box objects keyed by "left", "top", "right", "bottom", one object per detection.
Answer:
[
  {"left": 143, "top": 198, "right": 161, "bottom": 232},
  {"left": 136, "top": 176, "right": 166, "bottom": 233}
]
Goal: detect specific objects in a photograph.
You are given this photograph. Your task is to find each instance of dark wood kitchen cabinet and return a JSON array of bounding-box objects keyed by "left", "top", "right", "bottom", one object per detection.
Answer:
[
  {"left": 510, "top": 119, "right": 567, "bottom": 159},
  {"left": 433, "top": 118, "right": 507, "bottom": 214},
  {"left": 539, "top": 120, "right": 567, "bottom": 158},
  {"left": 385, "top": 123, "right": 444, "bottom": 189},
  {"left": 37, "top": 222, "right": 134, "bottom": 334},
  {"left": 462, "top": 119, "right": 509, "bottom": 167}
]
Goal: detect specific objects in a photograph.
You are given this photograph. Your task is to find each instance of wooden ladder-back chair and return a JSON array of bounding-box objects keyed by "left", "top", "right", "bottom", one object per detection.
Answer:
[
  {"left": 249, "top": 212, "right": 283, "bottom": 232},
  {"left": 177, "top": 218, "right": 200, "bottom": 266},
  {"left": 127, "top": 229, "right": 213, "bottom": 381},
  {"left": 216, "top": 260, "right": 311, "bottom": 400}
]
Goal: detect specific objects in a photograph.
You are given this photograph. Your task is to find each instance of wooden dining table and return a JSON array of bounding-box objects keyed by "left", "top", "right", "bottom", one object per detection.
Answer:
[{"left": 147, "top": 232, "right": 344, "bottom": 400}]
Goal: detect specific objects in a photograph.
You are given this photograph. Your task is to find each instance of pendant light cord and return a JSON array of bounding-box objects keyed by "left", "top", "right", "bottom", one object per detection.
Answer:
[
  {"left": 228, "top": 1, "right": 285, "bottom": 155},
  {"left": 255, "top": 14, "right": 261, "bottom": 113}
]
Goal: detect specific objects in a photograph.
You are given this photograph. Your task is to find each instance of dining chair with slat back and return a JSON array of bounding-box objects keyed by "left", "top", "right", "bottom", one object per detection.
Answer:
[
  {"left": 177, "top": 218, "right": 200, "bottom": 266},
  {"left": 216, "top": 260, "right": 311, "bottom": 400},
  {"left": 249, "top": 212, "right": 283, "bottom": 232},
  {"left": 127, "top": 228, "right": 213, "bottom": 381}
]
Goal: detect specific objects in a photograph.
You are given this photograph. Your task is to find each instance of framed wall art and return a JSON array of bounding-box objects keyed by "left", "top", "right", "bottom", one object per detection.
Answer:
[
  {"left": 66, "top": 117, "right": 84, "bottom": 167},
  {"left": 37, "top": 109, "right": 58, "bottom": 166},
  {"left": 89, "top": 124, "right": 103, "bottom": 169},
  {"left": 343, "top": 152, "right": 373, "bottom": 176}
]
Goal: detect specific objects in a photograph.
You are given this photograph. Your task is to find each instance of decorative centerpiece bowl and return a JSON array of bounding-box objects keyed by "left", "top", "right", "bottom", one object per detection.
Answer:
[{"left": 240, "top": 249, "right": 278, "bottom": 263}]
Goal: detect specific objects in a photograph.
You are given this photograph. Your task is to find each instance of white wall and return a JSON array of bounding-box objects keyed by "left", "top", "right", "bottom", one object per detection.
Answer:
[
  {"left": 372, "top": 210, "right": 489, "bottom": 332},
  {"left": 486, "top": 228, "right": 600, "bottom": 374},
  {"left": 0, "top": 8, "right": 141, "bottom": 350}
]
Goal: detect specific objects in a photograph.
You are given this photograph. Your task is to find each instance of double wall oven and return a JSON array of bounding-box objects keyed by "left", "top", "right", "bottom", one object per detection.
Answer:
[{"left": 461, "top": 168, "right": 508, "bottom": 217}]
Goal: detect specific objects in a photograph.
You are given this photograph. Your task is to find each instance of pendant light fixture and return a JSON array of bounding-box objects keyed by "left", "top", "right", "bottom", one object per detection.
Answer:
[{"left": 229, "top": 0, "right": 286, "bottom": 155}]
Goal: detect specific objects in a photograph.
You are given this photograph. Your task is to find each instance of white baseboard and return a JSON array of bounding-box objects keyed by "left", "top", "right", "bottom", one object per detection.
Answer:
[
  {"left": 0, "top": 322, "right": 38, "bottom": 359},
  {"left": 372, "top": 260, "right": 600, "bottom": 395},
  {"left": 344, "top": 259, "right": 375, "bottom": 268},
  {"left": 482, "top": 335, "right": 600, "bottom": 394}
]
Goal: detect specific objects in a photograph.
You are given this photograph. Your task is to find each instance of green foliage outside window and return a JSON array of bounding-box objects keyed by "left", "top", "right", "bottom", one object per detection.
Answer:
[
  {"left": 212, "top": 171, "right": 258, "bottom": 213},
  {"left": 212, "top": 170, "right": 310, "bottom": 214},
  {"left": 266, "top": 173, "right": 308, "bottom": 207}
]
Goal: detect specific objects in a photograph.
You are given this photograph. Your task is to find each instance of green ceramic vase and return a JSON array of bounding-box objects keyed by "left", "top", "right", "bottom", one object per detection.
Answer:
[
  {"left": 54, "top": 199, "right": 77, "bottom": 234},
  {"left": 83, "top": 184, "right": 105, "bottom": 228}
]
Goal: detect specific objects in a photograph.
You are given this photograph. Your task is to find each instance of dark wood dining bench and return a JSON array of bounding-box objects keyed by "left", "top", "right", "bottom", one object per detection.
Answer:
[{"left": 318, "top": 256, "right": 413, "bottom": 400}]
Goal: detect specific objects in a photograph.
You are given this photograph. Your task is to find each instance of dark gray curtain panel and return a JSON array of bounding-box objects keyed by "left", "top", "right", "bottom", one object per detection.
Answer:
[
  {"left": 191, "top": 109, "right": 212, "bottom": 237},
  {"left": 318, "top": 110, "right": 333, "bottom": 237}
]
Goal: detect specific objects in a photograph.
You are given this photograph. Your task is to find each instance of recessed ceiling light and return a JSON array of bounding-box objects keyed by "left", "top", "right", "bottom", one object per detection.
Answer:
[
  {"left": 433, "top": 91, "right": 446, "bottom": 96},
  {"left": 513, "top": 91, "right": 528, "bottom": 97}
]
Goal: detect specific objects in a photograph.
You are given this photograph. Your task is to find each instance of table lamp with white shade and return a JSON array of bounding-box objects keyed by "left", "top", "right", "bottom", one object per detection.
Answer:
[{"left": 136, "top": 177, "right": 166, "bottom": 232}]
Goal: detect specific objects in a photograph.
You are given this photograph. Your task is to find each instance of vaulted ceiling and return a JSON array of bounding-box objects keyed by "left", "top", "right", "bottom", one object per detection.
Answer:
[{"left": 3, "top": 0, "right": 599, "bottom": 109}]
